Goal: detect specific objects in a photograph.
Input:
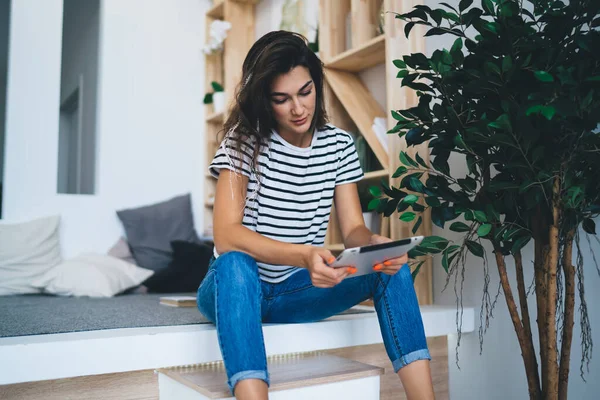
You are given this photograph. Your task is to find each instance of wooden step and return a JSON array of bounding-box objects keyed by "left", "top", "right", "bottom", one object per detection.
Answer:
[{"left": 156, "top": 351, "right": 384, "bottom": 399}]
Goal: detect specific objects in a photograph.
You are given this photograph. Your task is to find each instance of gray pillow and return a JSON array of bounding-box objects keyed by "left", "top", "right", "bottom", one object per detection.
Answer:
[{"left": 116, "top": 194, "right": 200, "bottom": 271}]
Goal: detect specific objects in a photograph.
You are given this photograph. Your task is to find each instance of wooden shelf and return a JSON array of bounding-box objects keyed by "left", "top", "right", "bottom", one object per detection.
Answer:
[
  {"left": 362, "top": 169, "right": 388, "bottom": 182},
  {"left": 205, "top": 201, "right": 214, "bottom": 208},
  {"left": 325, "top": 243, "right": 345, "bottom": 252},
  {"left": 206, "top": 111, "right": 224, "bottom": 124},
  {"left": 206, "top": 1, "right": 224, "bottom": 19},
  {"left": 326, "top": 35, "right": 385, "bottom": 72},
  {"left": 325, "top": 68, "right": 388, "bottom": 170}
]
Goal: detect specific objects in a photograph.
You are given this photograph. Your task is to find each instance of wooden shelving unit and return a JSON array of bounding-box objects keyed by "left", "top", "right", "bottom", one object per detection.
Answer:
[
  {"left": 319, "top": 0, "right": 432, "bottom": 305},
  {"left": 202, "top": 0, "right": 257, "bottom": 239}
]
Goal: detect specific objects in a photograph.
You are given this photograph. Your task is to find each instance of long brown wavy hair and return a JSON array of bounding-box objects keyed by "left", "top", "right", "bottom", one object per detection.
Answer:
[{"left": 218, "top": 30, "right": 329, "bottom": 173}]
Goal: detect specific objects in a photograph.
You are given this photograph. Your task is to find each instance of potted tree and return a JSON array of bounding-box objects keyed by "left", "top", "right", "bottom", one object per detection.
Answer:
[
  {"left": 370, "top": 1, "right": 599, "bottom": 399},
  {"left": 203, "top": 81, "right": 225, "bottom": 114}
]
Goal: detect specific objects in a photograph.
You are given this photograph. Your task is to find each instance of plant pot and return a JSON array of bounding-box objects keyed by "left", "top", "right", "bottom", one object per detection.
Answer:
[
  {"left": 213, "top": 92, "right": 225, "bottom": 114},
  {"left": 363, "top": 212, "right": 381, "bottom": 234}
]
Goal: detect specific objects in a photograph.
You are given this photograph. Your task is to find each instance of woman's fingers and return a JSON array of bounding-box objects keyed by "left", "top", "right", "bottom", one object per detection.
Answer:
[
  {"left": 373, "top": 258, "right": 408, "bottom": 276},
  {"left": 312, "top": 264, "right": 355, "bottom": 287}
]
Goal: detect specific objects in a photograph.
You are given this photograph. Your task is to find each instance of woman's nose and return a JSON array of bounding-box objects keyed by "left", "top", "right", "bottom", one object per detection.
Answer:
[{"left": 291, "top": 97, "right": 303, "bottom": 116}]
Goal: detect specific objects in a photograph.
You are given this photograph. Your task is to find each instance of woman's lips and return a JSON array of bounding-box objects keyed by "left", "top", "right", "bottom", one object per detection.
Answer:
[{"left": 291, "top": 116, "right": 307, "bottom": 126}]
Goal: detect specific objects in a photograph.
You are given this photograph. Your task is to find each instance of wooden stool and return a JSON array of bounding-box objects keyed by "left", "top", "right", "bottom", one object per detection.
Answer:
[{"left": 156, "top": 351, "right": 384, "bottom": 399}]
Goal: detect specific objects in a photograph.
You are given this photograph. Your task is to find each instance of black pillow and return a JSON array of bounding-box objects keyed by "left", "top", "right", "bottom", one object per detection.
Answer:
[{"left": 143, "top": 240, "right": 213, "bottom": 293}]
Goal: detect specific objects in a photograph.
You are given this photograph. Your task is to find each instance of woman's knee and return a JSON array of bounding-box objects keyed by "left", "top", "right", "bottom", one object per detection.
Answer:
[{"left": 214, "top": 251, "right": 260, "bottom": 288}]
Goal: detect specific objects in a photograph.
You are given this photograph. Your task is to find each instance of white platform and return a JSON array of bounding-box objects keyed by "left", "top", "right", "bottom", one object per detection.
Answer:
[
  {"left": 0, "top": 305, "right": 474, "bottom": 385},
  {"left": 158, "top": 371, "right": 381, "bottom": 400}
]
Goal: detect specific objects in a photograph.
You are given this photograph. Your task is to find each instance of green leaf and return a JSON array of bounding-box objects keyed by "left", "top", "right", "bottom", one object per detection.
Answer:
[
  {"left": 482, "top": 0, "right": 494, "bottom": 15},
  {"left": 400, "top": 151, "right": 419, "bottom": 168},
  {"left": 502, "top": 56, "right": 512, "bottom": 72},
  {"left": 211, "top": 81, "right": 224, "bottom": 92},
  {"left": 477, "top": 223, "right": 492, "bottom": 237},
  {"left": 203, "top": 93, "right": 213, "bottom": 104},
  {"left": 402, "top": 194, "right": 419, "bottom": 204},
  {"left": 392, "top": 166, "right": 408, "bottom": 178},
  {"left": 400, "top": 212, "right": 416, "bottom": 222},
  {"left": 459, "top": 0, "right": 473, "bottom": 12},
  {"left": 485, "top": 61, "right": 501, "bottom": 75},
  {"left": 393, "top": 59, "right": 407, "bottom": 68},
  {"left": 450, "top": 221, "right": 471, "bottom": 232},
  {"left": 415, "top": 152, "right": 428, "bottom": 168},
  {"left": 541, "top": 106, "right": 556, "bottom": 120},
  {"left": 420, "top": 236, "right": 450, "bottom": 252},
  {"left": 474, "top": 211, "right": 488, "bottom": 223},
  {"left": 391, "top": 110, "right": 406, "bottom": 121},
  {"left": 526, "top": 104, "right": 544, "bottom": 116},
  {"left": 404, "top": 21, "right": 416, "bottom": 38},
  {"left": 411, "top": 261, "right": 425, "bottom": 281},
  {"left": 585, "top": 76, "right": 600, "bottom": 82},
  {"left": 368, "top": 198, "right": 380, "bottom": 211},
  {"left": 397, "top": 70, "right": 409, "bottom": 78},
  {"left": 451, "top": 38, "right": 463, "bottom": 53},
  {"left": 534, "top": 71, "right": 554, "bottom": 82},
  {"left": 369, "top": 186, "right": 382, "bottom": 197},
  {"left": 583, "top": 219, "right": 596, "bottom": 235},
  {"left": 412, "top": 216, "right": 423, "bottom": 234},
  {"left": 425, "top": 196, "right": 441, "bottom": 207},
  {"left": 512, "top": 236, "right": 531, "bottom": 253},
  {"left": 466, "top": 240, "right": 484, "bottom": 257}
]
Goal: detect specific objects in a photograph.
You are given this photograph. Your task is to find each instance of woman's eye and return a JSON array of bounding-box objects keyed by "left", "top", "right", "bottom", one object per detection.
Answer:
[
  {"left": 272, "top": 98, "right": 287, "bottom": 104},
  {"left": 300, "top": 90, "right": 312, "bottom": 97}
]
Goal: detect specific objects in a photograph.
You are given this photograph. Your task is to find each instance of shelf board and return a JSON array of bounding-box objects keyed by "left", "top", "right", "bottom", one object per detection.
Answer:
[
  {"left": 206, "top": 1, "right": 224, "bottom": 19},
  {"left": 324, "top": 68, "right": 389, "bottom": 170},
  {"left": 206, "top": 111, "right": 224, "bottom": 124},
  {"left": 205, "top": 201, "right": 214, "bottom": 208},
  {"left": 326, "top": 35, "right": 386, "bottom": 73},
  {"left": 362, "top": 169, "right": 388, "bottom": 182},
  {"left": 325, "top": 243, "right": 345, "bottom": 252}
]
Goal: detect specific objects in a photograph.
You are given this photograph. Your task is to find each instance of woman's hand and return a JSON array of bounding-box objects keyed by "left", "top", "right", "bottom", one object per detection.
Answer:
[
  {"left": 369, "top": 235, "right": 409, "bottom": 275},
  {"left": 302, "top": 246, "right": 356, "bottom": 288}
]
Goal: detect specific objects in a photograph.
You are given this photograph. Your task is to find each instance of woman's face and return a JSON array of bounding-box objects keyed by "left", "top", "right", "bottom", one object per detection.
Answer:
[{"left": 269, "top": 66, "right": 317, "bottom": 143}]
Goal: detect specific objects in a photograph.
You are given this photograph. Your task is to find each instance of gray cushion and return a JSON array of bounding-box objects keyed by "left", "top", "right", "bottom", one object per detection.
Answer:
[{"left": 116, "top": 194, "right": 200, "bottom": 271}]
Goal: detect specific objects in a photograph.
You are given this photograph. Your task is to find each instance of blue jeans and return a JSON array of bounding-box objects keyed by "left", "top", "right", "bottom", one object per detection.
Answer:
[{"left": 196, "top": 251, "right": 430, "bottom": 395}]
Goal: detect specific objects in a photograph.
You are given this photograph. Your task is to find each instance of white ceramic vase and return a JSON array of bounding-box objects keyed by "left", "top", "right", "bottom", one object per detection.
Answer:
[{"left": 212, "top": 92, "right": 225, "bottom": 114}]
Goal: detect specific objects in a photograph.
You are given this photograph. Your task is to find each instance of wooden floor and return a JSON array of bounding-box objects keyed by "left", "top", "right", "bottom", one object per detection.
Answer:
[{"left": 0, "top": 337, "right": 448, "bottom": 400}]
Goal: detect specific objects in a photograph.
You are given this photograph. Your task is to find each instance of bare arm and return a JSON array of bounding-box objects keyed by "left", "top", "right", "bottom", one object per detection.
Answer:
[
  {"left": 334, "top": 182, "right": 376, "bottom": 248},
  {"left": 213, "top": 169, "right": 309, "bottom": 267}
]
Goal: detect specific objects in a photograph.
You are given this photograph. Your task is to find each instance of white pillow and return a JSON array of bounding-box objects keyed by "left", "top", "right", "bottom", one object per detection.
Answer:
[
  {"left": 31, "top": 253, "right": 154, "bottom": 298},
  {"left": 0, "top": 215, "right": 62, "bottom": 295}
]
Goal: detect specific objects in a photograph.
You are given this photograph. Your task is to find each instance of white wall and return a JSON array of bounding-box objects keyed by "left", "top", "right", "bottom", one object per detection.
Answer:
[
  {"left": 420, "top": 1, "right": 600, "bottom": 399},
  {"left": 3, "top": 0, "right": 208, "bottom": 257},
  {"left": 0, "top": 0, "right": 10, "bottom": 198},
  {"left": 58, "top": 0, "right": 100, "bottom": 194}
]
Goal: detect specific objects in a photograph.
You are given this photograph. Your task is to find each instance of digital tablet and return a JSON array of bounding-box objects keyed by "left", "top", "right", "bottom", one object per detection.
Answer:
[{"left": 328, "top": 236, "right": 424, "bottom": 278}]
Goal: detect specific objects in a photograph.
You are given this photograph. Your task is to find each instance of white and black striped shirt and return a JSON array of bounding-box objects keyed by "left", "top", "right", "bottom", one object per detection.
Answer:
[{"left": 208, "top": 124, "right": 364, "bottom": 283}]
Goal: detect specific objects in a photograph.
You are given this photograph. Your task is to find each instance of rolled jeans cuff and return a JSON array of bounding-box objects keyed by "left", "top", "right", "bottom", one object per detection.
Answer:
[
  {"left": 228, "top": 369, "right": 270, "bottom": 395},
  {"left": 392, "top": 349, "right": 432, "bottom": 373}
]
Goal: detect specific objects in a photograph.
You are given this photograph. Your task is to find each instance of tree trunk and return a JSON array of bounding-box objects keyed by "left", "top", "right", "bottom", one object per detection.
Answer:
[
  {"left": 533, "top": 210, "right": 550, "bottom": 397},
  {"left": 493, "top": 247, "right": 541, "bottom": 399},
  {"left": 558, "top": 230, "right": 576, "bottom": 400},
  {"left": 514, "top": 250, "right": 542, "bottom": 399},
  {"left": 545, "top": 177, "right": 561, "bottom": 400}
]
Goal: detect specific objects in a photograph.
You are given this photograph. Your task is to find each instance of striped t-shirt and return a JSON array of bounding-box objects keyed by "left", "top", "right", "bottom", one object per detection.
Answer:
[{"left": 208, "top": 124, "right": 364, "bottom": 283}]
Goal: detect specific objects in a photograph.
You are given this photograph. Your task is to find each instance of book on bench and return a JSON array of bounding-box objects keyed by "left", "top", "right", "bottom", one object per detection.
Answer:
[{"left": 159, "top": 296, "right": 197, "bottom": 307}]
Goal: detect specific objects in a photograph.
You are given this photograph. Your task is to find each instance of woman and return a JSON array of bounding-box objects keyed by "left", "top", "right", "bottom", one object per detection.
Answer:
[{"left": 197, "top": 30, "right": 434, "bottom": 400}]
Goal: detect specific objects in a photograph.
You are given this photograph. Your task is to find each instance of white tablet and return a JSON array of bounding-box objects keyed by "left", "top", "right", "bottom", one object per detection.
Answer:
[{"left": 328, "top": 236, "right": 424, "bottom": 278}]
